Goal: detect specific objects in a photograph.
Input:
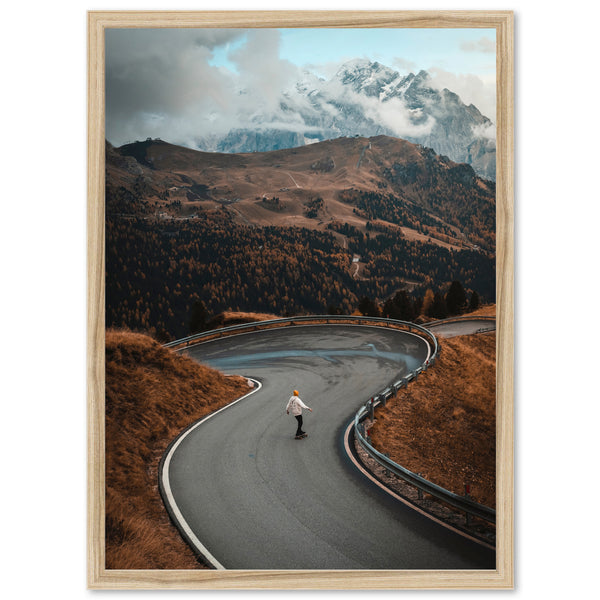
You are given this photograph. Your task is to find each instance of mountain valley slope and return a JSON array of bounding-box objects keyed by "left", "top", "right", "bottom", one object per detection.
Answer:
[
  {"left": 105, "top": 135, "right": 495, "bottom": 338},
  {"left": 109, "top": 134, "right": 495, "bottom": 252}
]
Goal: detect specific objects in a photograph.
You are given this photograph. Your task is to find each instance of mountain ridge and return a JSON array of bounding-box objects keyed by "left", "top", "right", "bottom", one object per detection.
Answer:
[
  {"left": 109, "top": 134, "right": 495, "bottom": 253},
  {"left": 185, "top": 59, "right": 495, "bottom": 180}
]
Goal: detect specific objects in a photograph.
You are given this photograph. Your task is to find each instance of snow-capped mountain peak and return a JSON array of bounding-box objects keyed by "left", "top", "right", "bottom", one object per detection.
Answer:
[
  {"left": 192, "top": 59, "right": 496, "bottom": 180},
  {"left": 334, "top": 59, "right": 401, "bottom": 97}
]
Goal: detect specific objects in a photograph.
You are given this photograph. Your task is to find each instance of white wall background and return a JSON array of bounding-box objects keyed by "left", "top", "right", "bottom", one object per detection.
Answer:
[{"left": 1, "top": 1, "right": 597, "bottom": 597}]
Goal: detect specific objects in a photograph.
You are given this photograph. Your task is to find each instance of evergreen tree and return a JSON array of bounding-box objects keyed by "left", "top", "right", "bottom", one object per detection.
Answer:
[
  {"left": 383, "top": 290, "right": 418, "bottom": 321},
  {"left": 469, "top": 290, "right": 480, "bottom": 312},
  {"left": 446, "top": 280, "right": 467, "bottom": 315},
  {"left": 358, "top": 296, "right": 380, "bottom": 317},
  {"left": 327, "top": 304, "right": 344, "bottom": 315},
  {"left": 431, "top": 292, "right": 448, "bottom": 319},
  {"left": 397, "top": 290, "right": 416, "bottom": 321},
  {"left": 414, "top": 296, "right": 424, "bottom": 319},
  {"left": 189, "top": 300, "right": 209, "bottom": 333}
]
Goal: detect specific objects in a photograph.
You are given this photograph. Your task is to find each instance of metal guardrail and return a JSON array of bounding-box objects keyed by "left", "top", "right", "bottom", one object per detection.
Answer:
[
  {"left": 164, "top": 314, "right": 439, "bottom": 355},
  {"left": 352, "top": 318, "right": 496, "bottom": 525},
  {"left": 164, "top": 315, "right": 494, "bottom": 525},
  {"left": 354, "top": 405, "right": 496, "bottom": 524},
  {"left": 476, "top": 327, "right": 496, "bottom": 334}
]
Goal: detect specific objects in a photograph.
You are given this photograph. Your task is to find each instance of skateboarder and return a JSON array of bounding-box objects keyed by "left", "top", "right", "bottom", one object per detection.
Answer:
[{"left": 286, "top": 390, "right": 312, "bottom": 439}]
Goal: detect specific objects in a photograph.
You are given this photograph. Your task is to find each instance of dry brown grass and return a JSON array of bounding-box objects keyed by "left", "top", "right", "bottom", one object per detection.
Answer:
[
  {"left": 369, "top": 332, "right": 496, "bottom": 508},
  {"left": 109, "top": 136, "right": 494, "bottom": 252},
  {"left": 207, "top": 310, "right": 280, "bottom": 329},
  {"left": 466, "top": 304, "right": 497, "bottom": 318},
  {"left": 105, "top": 328, "right": 250, "bottom": 569}
]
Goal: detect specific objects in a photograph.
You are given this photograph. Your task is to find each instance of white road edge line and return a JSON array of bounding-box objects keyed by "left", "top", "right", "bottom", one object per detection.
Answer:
[
  {"left": 172, "top": 324, "right": 438, "bottom": 561},
  {"left": 161, "top": 378, "right": 263, "bottom": 570}
]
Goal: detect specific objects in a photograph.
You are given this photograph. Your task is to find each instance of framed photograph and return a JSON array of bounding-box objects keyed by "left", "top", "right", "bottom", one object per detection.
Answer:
[{"left": 88, "top": 10, "right": 513, "bottom": 589}]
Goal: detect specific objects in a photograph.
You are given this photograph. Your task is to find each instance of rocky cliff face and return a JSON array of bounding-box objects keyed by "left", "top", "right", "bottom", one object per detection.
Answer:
[{"left": 194, "top": 59, "right": 496, "bottom": 180}]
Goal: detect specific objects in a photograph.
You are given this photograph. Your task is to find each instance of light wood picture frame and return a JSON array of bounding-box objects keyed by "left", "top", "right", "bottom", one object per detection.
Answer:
[{"left": 88, "top": 10, "right": 513, "bottom": 589}]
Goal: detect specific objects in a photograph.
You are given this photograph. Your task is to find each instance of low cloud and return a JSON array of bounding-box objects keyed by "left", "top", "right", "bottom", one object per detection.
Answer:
[
  {"left": 354, "top": 93, "right": 436, "bottom": 139},
  {"left": 106, "top": 29, "right": 242, "bottom": 144},
  {"left": 320, "top": 75, "right": 436, "bottom": 139},
  {"left": 229, "top": 30, "right": 301, "bottom": 114},
  {"left": 392, "top": 57, "right": 418, "bottom": 74},
  {"left": 105, "top": 30, "right": 491, "bottom": 148},
  {"left": 427, "top": 68, "right": 496, "bottom": 122},
  {"left": 106, "top": 29, "right": 302, "bottom": 146},
  {"left": 472, "top": 122, "right": 496, "bottom": 142},
  {"left": 460, "top": 37, "right": 495, "bottom": 54}
]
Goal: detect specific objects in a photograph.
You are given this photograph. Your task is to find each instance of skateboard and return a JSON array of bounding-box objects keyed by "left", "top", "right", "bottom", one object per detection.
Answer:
[{"left": 294, "top": 433, "right": 308, "bottom": 439}]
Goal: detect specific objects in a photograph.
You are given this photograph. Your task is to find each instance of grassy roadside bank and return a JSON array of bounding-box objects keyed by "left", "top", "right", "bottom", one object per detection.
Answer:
[
  {"left": 105, "top": 329, "right": 250, "bottom": 569},
  {"left": 369, "top": 331, "right": 496, "bottom": 508}
]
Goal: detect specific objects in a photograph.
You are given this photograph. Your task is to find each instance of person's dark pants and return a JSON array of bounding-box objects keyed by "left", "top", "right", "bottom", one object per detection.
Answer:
[{"left": 295, "top": 415, "right": 304, "bottom": 436}]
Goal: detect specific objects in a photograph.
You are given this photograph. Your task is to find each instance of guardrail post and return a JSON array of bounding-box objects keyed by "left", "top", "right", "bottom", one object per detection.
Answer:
[
  {"left": 383, "top": 453, "right": 391, "bottom": 477},
  {"left": 417, "top": 475, "right": 423, "bottom": 500},
  {"left": 368, "top": 398, "right": 374, "bottom": 421}
]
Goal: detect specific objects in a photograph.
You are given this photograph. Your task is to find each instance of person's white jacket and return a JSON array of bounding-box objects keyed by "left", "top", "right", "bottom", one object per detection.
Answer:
[{"left": 286, "top": 395, "right": 311, "bottom": 416}]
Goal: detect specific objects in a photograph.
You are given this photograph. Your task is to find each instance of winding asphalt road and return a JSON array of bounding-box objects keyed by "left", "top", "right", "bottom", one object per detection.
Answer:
[
  {"left": 161, "top": 324, "right": 495, "bottom": 570},
  {"left": 427, "top": 318, "right": 496, "bottom": 338}
]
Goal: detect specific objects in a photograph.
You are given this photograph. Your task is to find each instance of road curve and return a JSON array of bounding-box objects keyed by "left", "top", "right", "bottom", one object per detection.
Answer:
[
  {"left": 161, "top": 324, "right": 495, "bottom": 570},
  {"left": 426, "top": 318, "right": 496, "bottom": 338}
]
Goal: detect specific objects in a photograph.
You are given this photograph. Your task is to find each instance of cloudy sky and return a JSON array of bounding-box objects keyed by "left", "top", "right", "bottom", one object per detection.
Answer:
[{"left": 105, "top": 27, "right": 496, "bottom": 147}]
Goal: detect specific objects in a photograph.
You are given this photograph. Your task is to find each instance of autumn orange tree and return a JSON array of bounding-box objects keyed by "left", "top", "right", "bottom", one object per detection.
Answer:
[{"left": 106, "top": 210, "right": 494, "bottom": 339}]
